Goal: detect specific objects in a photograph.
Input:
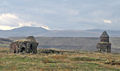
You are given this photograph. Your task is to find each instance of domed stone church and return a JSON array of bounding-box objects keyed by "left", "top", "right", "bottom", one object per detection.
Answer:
[{"left": 96, "top": 31, "right": 111, "bottom": 53}]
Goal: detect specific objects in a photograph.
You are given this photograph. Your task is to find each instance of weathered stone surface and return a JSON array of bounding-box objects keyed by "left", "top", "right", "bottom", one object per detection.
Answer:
[
  {"left": 97, "top": 31, "right": 111, "bottom": 53},
  {"left": 10, "top": 36, "right": 38, "bottom": 54}
]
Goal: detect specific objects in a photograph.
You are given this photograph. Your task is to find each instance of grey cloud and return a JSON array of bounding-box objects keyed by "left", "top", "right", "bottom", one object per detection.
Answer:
[{"left": 0, "top": 0, "right": 120, "bottom": 30}]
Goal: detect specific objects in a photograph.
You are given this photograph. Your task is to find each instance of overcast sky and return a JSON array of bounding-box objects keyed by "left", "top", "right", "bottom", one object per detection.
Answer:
[{"left": 0, "top": 0, "right": 120, "bottom": 30}]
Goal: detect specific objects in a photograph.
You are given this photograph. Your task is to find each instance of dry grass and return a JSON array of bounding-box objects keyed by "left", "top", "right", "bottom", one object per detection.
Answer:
[{"left": 0, "top": 47, "right": 120, "bottom": 71}]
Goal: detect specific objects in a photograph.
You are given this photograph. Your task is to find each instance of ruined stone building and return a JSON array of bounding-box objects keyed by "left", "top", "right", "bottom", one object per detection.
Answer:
[
  {"left": 97, "top": 31, "right": 111, "bottom": 53},
  {"left": 10, "top": 36, "right": 39, "bottom": 54}
]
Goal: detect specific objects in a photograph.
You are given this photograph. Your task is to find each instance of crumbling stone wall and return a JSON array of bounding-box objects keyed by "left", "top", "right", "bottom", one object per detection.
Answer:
[
  {"left": 10, "top": 36, "right": 38, "bottom": 54},
  {"left": 97, "top": 42, "right": 111, "bottom": 53}
]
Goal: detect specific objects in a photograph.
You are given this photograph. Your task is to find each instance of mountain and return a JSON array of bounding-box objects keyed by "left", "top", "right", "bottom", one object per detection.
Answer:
[
  {"left": 0, "top": 27, "right": 49, "bottom": 37},
  {"left": 0, "top": 27, "right": 120, "bottom": 37},
  {"left": 86, "top": 29, "right": 120, "bottom": 37}
]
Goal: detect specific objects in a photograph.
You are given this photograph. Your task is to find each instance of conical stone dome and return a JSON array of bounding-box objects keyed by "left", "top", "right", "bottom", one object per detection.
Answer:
[
  {"left": 100, "top": 31, "right": 109, "bottom": 38},
  {"left": 26, "top": 36, "right": 37, "bottom": 42}
]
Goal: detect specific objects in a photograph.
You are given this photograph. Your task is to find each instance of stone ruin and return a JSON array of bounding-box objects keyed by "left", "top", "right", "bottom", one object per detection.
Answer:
[
  {"left": 96, "top": 31, "right": 111, "bottom": 53},
  {"left": 10, "top": 36, "right": 39, "bottom": 54},
  {"left": 39, "top": 48, "right": 63, "bottom": 54}
]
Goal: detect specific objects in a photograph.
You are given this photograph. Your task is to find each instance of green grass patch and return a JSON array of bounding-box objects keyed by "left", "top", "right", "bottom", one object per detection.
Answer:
[
  {"left": 0, "top": 44, "right": 9, "bottom": 47},
  {"left": 0, "top": 48, "right": 120, "bottom": 71}
]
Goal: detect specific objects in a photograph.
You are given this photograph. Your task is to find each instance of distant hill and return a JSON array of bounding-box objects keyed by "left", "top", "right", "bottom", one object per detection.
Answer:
[
  {"left": 10, "top": 37, "right": 120, "bottom": 53},
  {"left": 0, "top": 38, "right": 12, "bottom": 43},
  {"left": 0, "top": 27, "right": 120, "bottom": 37},
  {"left": 0, "top": 38, "right": 12, "bottom": 47},
  {"left": 0, "top": 27, "right": 49, "bottom": 37}
]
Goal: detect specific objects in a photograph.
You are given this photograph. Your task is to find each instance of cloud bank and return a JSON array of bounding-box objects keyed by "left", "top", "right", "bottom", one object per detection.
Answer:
[
  {"left": 0, "top": 13, "right": 50, "bottom": 30},
  {"left": 0, "top": 0, "right": 120, "bottom": 30},
  {"left": 104, "top": 20, "right": 112, "bottom": 24}
]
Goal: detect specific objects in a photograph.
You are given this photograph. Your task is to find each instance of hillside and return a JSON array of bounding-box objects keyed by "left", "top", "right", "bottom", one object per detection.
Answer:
[
  {"left": 0, "top": 27, "right": 120, "bottom": 37},
  {"left": 9, "top": 37, "right": 120, "bottom": 53},
  {"left": 0, "top": 27, "right": 48, "bottom": 37},
  {"left": 0, "top": 48, "right": 120, "bottom": 71},
  {"left": 0, "top": 38, "right": 12, "bottom": 47}
]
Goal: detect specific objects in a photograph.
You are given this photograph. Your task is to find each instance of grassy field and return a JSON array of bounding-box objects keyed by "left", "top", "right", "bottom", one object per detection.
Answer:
[{"left": 0, "top": 48, "right": 120, "bottom": 71}]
